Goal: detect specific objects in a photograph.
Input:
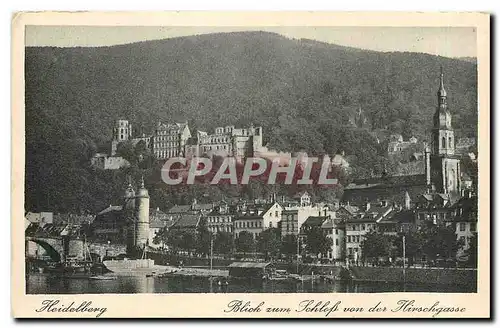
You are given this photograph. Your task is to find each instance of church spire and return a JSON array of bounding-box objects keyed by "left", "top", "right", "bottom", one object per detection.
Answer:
[{"left": 437, "top": 66, "right": 447, "bottom": 106}]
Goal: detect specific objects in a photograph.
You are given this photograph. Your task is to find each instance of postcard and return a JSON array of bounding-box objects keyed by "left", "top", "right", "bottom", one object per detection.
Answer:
[{"left": 11, "top": 11, "right": 490, "bottom": 318}]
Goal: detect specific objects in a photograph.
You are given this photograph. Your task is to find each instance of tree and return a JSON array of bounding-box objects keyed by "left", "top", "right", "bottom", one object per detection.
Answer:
[
  {"left": 214, "top": 231, "right": 234, "bottom": 256},
  {"left": 421, "top": 224, "right": 462, "bottom": 263},
  {"left": 281, "top": 234, "right": 298, "bottom": 261},
  {"left": 360, "top": 231, "right": 394, "bottom": 260},
  {"left": 195, "top": 219, "right": 212, "bottom": 256},
  {"left": 159, "top": 229, "right": 183, "bottom": 255},
  {"left": 180, "top": 231, "right": 196, "bottom": 255},
  {"left": 257, "top": 228, "right": 282, "bottom": 261},
  {"left": 393, "top": 231, "right": 425, "bottom": 266},
  {"left": 116, "top": 141, "right": 136, "bottom": 164},
  {"left": 152, "top": 226, "right": 166, "bottom": 247},
  {"left": 235, "top": 231, "right": 255, "bottom": 257},
  {"left": 304, "top": 226, "right": 333, "bottom": 258},
  {"left": 467, "top": 232, "right": 478, "bottom": 268}
]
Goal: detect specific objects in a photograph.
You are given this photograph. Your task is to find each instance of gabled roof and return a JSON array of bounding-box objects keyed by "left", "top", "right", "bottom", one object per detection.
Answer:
[
  {"left": 321, "top": 217, "right": 345, "bottom": 229},
  {"left": 302, "top": 216, "right": 327, "bottom": 227},
  {"left": 150, "top": 219, "right": 168, "bottom": 229},
  {"left": 167, "top": 203, "right": 215, "bottom": 214},
  {"left": 378, "top": 209, "right": 415, "bottom": 224},
  {"left": 97, "top": 205, "right": 123, "bottom": 216},
  {"left": 170, "top": 214, "right": 201, "bottom": 228},
  {"left": 339, "top": 205, "right": 358, "bottom": 215},
  {"left": 166, "top": 204, "right": 192, "bottom": 214},
  {"left": 446, "top": 196, "right": 478, "bottom": 222},
  {"left": 347, "top": 205, "right": 393, "bottom": 223}
]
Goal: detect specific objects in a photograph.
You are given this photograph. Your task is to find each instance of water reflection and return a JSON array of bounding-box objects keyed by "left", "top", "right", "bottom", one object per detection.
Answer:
[{"left": 26, "top": 274, "right": 474, "bottom": 294}]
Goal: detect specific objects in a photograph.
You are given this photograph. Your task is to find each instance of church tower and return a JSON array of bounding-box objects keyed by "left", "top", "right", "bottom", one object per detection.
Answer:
[{"left": 429, "top": 68, "right": 461, "bottom": 194}]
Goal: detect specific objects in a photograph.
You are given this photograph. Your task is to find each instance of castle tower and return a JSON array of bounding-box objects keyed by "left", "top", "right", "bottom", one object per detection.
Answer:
[
  {"left": 111, "top": 119, "right": 133, "bottom": 155},
  {"left": 135, "top": 176, "right": 150, "bottom": 248},
  {"left": 430, "top": 68, "right": 461, "bottom": 194}
]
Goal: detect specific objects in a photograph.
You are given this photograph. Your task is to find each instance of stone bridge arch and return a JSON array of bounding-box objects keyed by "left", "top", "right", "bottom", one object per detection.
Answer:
[{"left": 26, "top": 237, "right": 63, "bottom": 262}]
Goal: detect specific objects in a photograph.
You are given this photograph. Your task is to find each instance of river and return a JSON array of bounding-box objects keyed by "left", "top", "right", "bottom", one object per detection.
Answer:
[{"left": 26, "top": 274, "right": 473, "bottom": 294}]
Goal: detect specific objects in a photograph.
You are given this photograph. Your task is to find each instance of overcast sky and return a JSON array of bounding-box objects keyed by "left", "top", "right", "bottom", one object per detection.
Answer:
[{"left": 25, "top": 26, "right": 477, "bottom": 58}]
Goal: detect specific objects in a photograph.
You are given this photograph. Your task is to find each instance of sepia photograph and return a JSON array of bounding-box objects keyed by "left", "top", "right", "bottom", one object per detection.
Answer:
[{"left": 11, "top": 11, "right": 490, "bottom": 318}]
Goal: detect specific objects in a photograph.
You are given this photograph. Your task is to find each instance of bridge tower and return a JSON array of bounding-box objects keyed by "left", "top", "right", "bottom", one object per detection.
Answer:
[{"left": 135, "top": 176, "right": 150, "bottom": 248}]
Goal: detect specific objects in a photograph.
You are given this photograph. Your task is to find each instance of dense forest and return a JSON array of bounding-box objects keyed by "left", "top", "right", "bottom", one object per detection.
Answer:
[{"left": 24, "top": 31, "right": 478, "bottom": 213}]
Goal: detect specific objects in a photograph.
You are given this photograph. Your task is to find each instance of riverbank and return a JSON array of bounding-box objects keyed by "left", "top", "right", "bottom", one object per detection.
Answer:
[
  {"left": 147, "top": 252, "right": 476, "bottom": 288},
  {"left": 168, "top": 267, "right": 229, "bottom": 277},
  {"left": 347, "top": 266, "right": 477, "bottom": 287}
]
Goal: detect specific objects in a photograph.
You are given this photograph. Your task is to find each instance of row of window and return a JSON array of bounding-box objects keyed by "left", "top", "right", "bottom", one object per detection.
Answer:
[
  {"left": 347, "top": 235, "right": 362, "bottom": 243},
  {"left": 202, "top": 145, "right": 229, "bottom": 152},
  {"left": 235, "top": 221, "right": 263, "bottom": 229},
  {"left": 155, "top": 135, "right": 179, "bottom": 141},
  {"left": 155, "top": 150, "right": 179, "bottom": 158},
  {"left": 154, "top": 143, "right": 179, "bottom": 149},
  {"left": 208, "top": 217, "right": 231, "bottom": 223},
  {"left": 209, "top": 226, "right": 233, "bottom": 233},
  {"left": 346, "top": 223, "right": 373, "bottom": 231},
  {"left": 155, "top": 130, "right": 180, "bottom": 136},
  {"left": 202, "top": 137, "right": 230, "bottom": 144},
  {"left": 324, "top": 229, "right": 339, "bottom": 235},
  {"left": 418, "top": 212, "right": 448, "bottom": 221}
]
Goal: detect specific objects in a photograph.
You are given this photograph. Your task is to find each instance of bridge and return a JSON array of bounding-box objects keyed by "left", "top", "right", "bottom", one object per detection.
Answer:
[{"left": 26, "top": 236, "right": 127, "bottom": 262}]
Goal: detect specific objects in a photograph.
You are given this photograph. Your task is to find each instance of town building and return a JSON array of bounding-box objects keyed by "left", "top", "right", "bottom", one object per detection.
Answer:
[
  {"left": 413, "top": 192, "right": 460, "bottom": 227},
  {"left": 345, "top": 201, "right": 394, "bottom": 262},
  {"left": 233, "top": 202, "right": 283, "bottom": 239},
  {"left": 166, "top": 199, "right": 217, "bottom": 221},
  {"left": 152, "top": 121, "right": 191, "bottom": 159},
  {"left": 206, "top": 202, "right": 235, "bottom": 234},
  {"left": 298, "top": 214, "right": 345, "bottom": 261},
  {"left": 168, "top": 213, "right": 203, "bottom": 234},
  {"left": 445, "top": 194, "right": 477, "bottom": 254},
  {"left": 322, "top": 214, "right": 346, "bottom": 261},
  {"left": 280, "top": 206, "right": 324, "bottom": 237}
]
